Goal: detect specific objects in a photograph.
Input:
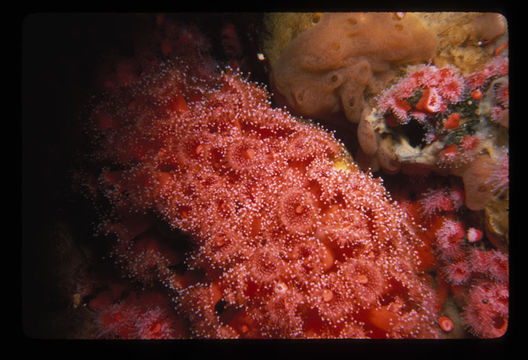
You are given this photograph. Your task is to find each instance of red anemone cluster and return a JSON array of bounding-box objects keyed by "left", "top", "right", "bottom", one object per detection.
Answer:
[
  {"left": 83, "top": 54, "right": 442, "bottom": 338},
  {"left": 405, "top": 183, "right": 509, "bottom": 338}
]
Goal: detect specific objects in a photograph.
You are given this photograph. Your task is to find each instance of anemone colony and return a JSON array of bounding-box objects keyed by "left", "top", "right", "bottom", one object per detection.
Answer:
[
  {"left": 83, "top": 56, "right": 443, "bottom": 338},
  {"left": 69, "top": 13, "right": 509, "bottom": 339}
]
